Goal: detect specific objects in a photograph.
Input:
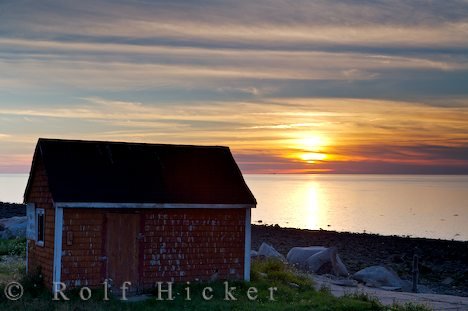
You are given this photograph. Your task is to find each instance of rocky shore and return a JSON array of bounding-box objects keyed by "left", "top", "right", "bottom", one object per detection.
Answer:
[
  {"left": 252, "top": 224, "right": 468, "bottom": 297},
  {"left": 0, "top": 202, "right": 25, "bottom": 219}
]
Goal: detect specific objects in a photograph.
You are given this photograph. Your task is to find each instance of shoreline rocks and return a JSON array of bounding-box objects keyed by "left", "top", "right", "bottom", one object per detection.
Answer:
[
  {"left": 287, "top": 246, "right": 349, "bottom": 277},
  {"left": 256, "top": 242, "right": 286, "bottom": 261},
  {"left": 0, "top": 202, "right": 26, "bottom": 219},
  {"left": 252, "top": 224, "right": 468, "bottom": 297},
  {"left": 353, "top": 265, "right": 402, "bottom": 289},
  {"left": 0, "top": 216, "right": 27, "bottom": 239}
]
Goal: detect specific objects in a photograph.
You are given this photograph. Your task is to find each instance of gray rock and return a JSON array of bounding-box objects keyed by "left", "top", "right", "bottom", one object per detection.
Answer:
[
  {"left": 306, "top": 247, "right": 349, "bottom": 277},
  {"left": 257, "top": 242, "right": 286, "bottom": 261},
  {"left": 286, "top": 246, "right": 327, "bottom": 268},
  {"left": 0, "top": 216, "right": 27, "bottom": 239},
  {"left": 287, "top": 246, "right": 348, "bottom": 277},
  {"left": 353, "top": 266, "right": 403, "bottom": 289}
]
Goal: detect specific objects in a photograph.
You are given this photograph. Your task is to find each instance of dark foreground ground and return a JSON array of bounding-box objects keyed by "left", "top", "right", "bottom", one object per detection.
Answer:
[{"left": 252, "top": 224, "right": 468, "bottom": 297}]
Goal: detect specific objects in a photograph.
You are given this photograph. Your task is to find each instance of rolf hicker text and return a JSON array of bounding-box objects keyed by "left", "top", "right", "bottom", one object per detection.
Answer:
[
  {"left": 3, "top": 280, "right": 278, "bottom": 302},
  {"left": 54, "top": 281, "right": 277, "bottom": 301}
]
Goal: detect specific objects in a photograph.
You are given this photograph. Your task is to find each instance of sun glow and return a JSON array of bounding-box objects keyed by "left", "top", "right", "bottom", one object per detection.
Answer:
[
  {"left": 300, "top": 136, "right": 326, "bottom": 151},
  {"left": 295, "top": 135, "right": 330, "bottom": 163},
  {"left": 300, "top": 152, "right": 327, "bottom": 162}
]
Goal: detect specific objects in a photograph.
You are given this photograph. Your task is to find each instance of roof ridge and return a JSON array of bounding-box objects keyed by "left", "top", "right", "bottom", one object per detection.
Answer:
[{"left": 38, "top": 138, "right": 229, "bottom": 149}]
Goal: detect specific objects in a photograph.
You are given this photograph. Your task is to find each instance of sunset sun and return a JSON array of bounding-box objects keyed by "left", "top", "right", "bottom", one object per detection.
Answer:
[
  {"left": 295, "top": 135, "right": 329, "bottom": 163},
  {"left": 301, "top": 136, "right": 326, "bottom": 151},
  {"left": 300, "top": 152, "right": 327, "bottom": 162}
]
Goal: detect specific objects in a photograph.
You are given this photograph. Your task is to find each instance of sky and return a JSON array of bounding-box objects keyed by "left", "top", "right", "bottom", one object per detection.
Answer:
[{"left": 1, "top": 0, "right": 468, "bottom": 174}]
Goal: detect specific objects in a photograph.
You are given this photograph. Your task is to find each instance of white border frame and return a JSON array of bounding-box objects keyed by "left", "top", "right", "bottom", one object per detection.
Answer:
[
  {"left": 244, "top": 208, "right": 251, "bottom": 281},
  {"left": 52, "top": 205, "right": 64, "bottom": 293},
  {"left": 35, "top": 208, "right": 45, "bottom": 247}
]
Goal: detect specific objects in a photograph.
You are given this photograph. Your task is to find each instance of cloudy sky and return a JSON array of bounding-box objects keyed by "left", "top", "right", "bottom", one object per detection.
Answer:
[{"left": 1, "top": 0, "right": 468, "bottom": 174}]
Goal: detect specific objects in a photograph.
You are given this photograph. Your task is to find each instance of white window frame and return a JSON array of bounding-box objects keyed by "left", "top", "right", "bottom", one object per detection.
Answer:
[
  {"left": 36, "top": 208, "right": 45, "bottom": 247},
  {"left": 26, "top": 203, "right": 36, "bottom": 240}
]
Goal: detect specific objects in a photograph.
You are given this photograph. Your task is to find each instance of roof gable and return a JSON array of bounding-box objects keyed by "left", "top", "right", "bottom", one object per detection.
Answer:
[{"left": 25, "top": 138, "right": 256, "bottom": 205}]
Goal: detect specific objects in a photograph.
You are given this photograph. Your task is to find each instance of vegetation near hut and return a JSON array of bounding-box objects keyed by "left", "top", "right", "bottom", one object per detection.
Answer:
[{"left": 0, "top": 251, "right": 431, "bottom": 310}]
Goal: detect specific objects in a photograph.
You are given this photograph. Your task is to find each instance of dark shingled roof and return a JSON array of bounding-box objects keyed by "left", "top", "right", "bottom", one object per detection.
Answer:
[{"left": 25, "top": 138, "right": 256, "bottom": 205}]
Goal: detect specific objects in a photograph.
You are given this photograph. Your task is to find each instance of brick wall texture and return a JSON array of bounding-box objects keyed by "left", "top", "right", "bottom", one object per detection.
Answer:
[
  {"left": 60, "top": 208, "right": 246, "bottom": 289},
  {"left": 61, "top": 209, "right": 105, "bottom": 287},
  {"left": 141, "top": 208, "right": 245, "bottom": 288},
  {"left": 26, "top": 157, "right": 55, "bottom": 288}
]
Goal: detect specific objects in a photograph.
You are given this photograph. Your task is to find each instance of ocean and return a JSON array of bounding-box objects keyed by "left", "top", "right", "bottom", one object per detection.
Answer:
[{"left": 1, "top": 174, "right": 467, "bottom": 241}]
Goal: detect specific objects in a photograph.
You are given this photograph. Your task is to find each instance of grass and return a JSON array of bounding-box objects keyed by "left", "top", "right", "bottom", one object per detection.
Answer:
[
  {"left": 0, "top": 238, "right": 26, "bottom": 257},
  {"left": 0, "top": 238, "right": 26, "bottom": 284},
  {"left": 0, "top": 257, "right": 432, "bottom": 310}
]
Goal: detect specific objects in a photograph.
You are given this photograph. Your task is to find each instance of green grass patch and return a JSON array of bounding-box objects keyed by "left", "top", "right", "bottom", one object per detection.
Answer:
[
  {"left": 0, "top": 238, "right": 26, "bottom": 257},
  {"left": 0, "top": 258, "right": 432, "bottom": 310}
]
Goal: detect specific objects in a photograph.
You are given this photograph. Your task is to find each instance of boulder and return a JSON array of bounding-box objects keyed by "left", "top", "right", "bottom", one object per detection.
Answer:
[
  {"left": 305, "top": 247, "right": 349, "bottom": 277},
  {"left": 257, "top": 242, "right": 286, "bottom": 261},
  {"left": 287, "top": 246, "right": 349, "bottom": 276},
  {"left": 286, "top": 246, "right": 327, "bottom": 268},
  {"left": 0, "top": 216, "right": 27, "bottom": 239},
  {"left": 353, "top": 266, "right": 403, "bottom": 289}
]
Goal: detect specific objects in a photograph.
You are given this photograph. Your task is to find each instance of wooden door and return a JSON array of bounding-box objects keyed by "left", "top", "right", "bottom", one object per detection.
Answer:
[{"left": 106, "top": 213, "right": 140, "bottom": 294}]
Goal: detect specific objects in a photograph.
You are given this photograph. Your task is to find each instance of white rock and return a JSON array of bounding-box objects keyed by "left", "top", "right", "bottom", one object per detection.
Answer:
[
  {"left": 287, "top": 246, "right": 349, "bottom": 276},
  {"left": 286, "top": 246, "right": 327, "bottom": 268},
  {"left": 353, "top": 266, "right": 403, "bottom": 289},
  {"left": 305, "top": 247, "right": 349, "bottom": 277},
  {"left": 257, "top": 242, "right": 286, "bottom": 261}
]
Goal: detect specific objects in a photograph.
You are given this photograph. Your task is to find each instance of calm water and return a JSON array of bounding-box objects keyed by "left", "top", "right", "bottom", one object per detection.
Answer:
[
  {"left": 0, "top": 174, "right": 28, "bottom": 204},
  {"left": 244, "top": 174, "right": 468, "bottom": 241},
  {"left": 1, "top": 174, "right": 467, "bottom": 241}
]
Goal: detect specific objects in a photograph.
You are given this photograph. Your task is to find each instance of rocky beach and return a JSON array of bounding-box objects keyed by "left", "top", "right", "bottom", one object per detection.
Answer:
[
  {"left": 252, "top": 224, "right": 468, "bottom": 297},
  {"left": 0, "top": 202, "right": 25, "bottom": 219}
]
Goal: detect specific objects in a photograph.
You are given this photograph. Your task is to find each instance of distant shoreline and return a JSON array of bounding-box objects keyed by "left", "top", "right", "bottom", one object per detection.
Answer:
[
  {"left": 252, "top": 224, "right": 468, "bottom": 297},
  {"left": 0, "top": 202, "right": 25, "bottom": 218}
]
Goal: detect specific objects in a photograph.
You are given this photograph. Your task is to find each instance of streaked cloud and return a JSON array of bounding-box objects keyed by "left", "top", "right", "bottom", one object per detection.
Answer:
[
  {"left": 1, "top": 96, "right": 468, "bottom": 172},
  {"left": 1, "top": 38, "right": 466, "bottom": 91},
  {"left": 0, "top": 0, "right": 467, "bottom": 173},
  {"left": 2, "top": 1, "right": 468, "bottom": 48}
]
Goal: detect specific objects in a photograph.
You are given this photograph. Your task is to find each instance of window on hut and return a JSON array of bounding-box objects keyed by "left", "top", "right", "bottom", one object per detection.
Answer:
[{"left": 36, "top": 208, "right": 45, "bottom": 247}]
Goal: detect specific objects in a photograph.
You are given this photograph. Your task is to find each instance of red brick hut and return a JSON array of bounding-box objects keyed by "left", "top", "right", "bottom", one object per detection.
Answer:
[{"left": 24, "top": 138, "right": 256, "bottom": 293}]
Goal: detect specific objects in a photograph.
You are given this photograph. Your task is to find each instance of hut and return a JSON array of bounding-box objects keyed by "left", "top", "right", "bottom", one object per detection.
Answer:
[{"left": 24, "top": 138, "right": 256, "bottom": 293}]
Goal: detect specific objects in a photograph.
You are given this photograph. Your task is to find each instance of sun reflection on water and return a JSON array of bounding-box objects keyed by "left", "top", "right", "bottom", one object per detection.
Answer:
[{"left": 301, "top": 180, "right": 329, "bottom": 230}]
